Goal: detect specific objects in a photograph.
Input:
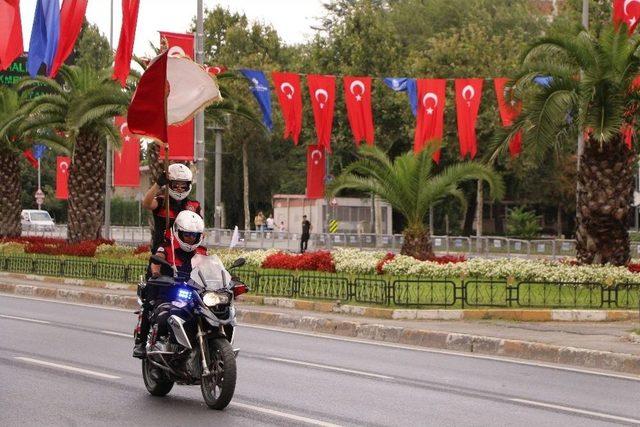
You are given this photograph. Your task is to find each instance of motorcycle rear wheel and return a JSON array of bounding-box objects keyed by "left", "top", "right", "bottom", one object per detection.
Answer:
[
  {"left": 142, "top": 359, "right": 174, "bottom": 396},
  {"left": 201, "top": 338, "right": 236, "bottom": 410}
]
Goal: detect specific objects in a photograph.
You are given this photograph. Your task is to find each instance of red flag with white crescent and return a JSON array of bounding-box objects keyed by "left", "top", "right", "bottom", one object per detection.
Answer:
[
  {"left": 272, "top": 71, "right": 303, "bottom": 145},
  {"left": 113, "top": 116, "right": 140, "bottom": 187},
  {"left": 0, "top": 0, "right": 23, "bottom": 71},
  {"left": 614, "top": 0, "right": 640, "bottom": 33},
  {"left": 160, "top": 31, "right": 195, "bottom": 160},
  {"left": 206, "top": 65, "right": 227, "bottom": 76},
  {"left": 495, "top": 78, "right": 522, "bottom": 157},
  {"left": 455, "top": 78, "right": 483, "bottom": 159},
  {"left": 307, "top": 74, "right": 336, "bottom": 153},
  {"left": 343, "top": 76, "right": 374, "bottom": 146},
  {"left": 306, "top": 144, "right": 325, "bottom": 199},
  {"left": 56, "top": 156, "right": 70, "bottom": 200},
  {"left": 414, "top": 79, "right": 446, "bottom": 162}
]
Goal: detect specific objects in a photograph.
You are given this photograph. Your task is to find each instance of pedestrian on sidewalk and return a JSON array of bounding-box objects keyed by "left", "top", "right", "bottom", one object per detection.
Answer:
[
  {"left": 300, "top": 215, "right": 311, "bottom": 253},
  {"left": 266, "top": 214, "right": 275, "bottom": 231},
  {"left": 254, "top": 211, "right": 265, "bottom": 232}
]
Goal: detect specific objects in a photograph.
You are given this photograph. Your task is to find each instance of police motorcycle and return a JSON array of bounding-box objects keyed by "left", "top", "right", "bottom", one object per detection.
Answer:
[{"left": 137, "top": 253, "right": 248, "bottom": 410}]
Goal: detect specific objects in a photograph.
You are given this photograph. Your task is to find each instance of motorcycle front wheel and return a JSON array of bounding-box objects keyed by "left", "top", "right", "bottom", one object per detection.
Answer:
[
  {"left": 201, "top": 338, "right": 236, "bottom": 410},
  {"left": 142, "top": 359, "right": 174, "bottom": 396}
]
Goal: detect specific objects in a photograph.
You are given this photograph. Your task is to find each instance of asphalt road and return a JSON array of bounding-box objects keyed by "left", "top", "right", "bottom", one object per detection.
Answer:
[{"left": 1, "top": 294, "right": 639, "bottom": 426}]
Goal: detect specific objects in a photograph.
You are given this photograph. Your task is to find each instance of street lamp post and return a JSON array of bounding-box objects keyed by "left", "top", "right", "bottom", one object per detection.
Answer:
[
  {"left": 104, "top": 0, "right": 115, "bottom": 239},
  {"left": 195, "top": 0, "right": 206, "bottom": 221}
]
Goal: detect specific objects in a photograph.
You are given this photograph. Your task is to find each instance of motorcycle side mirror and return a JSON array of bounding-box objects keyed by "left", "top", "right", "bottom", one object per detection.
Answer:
[
  {"left": 230, "top": 257, "right": 246, "bottom": 269},
  {"left": 150, "top": 254, "right": 171, "bottom": 267}
]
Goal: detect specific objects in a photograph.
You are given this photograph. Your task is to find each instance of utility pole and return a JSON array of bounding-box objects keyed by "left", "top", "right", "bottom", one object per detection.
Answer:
[
  {"left": 195, "top": 0, "right": 206, "bottom": 221},
  {"left": 214, "top": 127, "right": 223, "bottom": 229},
  {"left": 104, "top": 0, "right": 114, "bottom": 239}
]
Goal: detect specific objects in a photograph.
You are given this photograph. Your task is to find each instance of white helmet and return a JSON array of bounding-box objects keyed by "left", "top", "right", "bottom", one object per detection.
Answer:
[
  {"left": 172, "top": 210, "right": 204, "bottom": 252},
  {"left": 167, "top": 163, "right": 193, "bottom": 201}
]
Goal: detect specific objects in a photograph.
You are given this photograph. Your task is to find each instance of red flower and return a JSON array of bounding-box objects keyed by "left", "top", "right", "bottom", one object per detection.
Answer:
[
  {"left": 262, "top": 251, "right": 336, "bottom": 272},
  {"left": 376, "top": 252, "right": 395, "bottom": 275}
]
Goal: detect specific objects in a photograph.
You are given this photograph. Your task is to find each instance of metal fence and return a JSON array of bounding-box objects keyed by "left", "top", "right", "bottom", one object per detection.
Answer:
[
  {"left": 21, "top": 225, "right": 592, "bottom": 259},
  {"left": 2, "top": 254, "right": 638, "bottom": 309}
]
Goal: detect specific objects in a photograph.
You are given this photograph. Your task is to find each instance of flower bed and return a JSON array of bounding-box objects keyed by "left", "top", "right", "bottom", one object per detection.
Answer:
[
  {"left": 2, "top": 240, "right": 640, "bottom": 285},
  {"left": 1, "top": 237, "right": 116, "bottom": 258}
]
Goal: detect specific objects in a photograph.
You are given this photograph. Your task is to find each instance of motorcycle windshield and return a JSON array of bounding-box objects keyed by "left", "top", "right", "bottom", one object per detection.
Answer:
[{"left": 190, "top": 254, "right": 232, "bottom": 291}]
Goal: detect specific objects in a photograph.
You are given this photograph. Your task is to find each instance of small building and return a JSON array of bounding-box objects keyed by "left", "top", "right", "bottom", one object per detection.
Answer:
[{"left": 272, "top": 194, "right": 393, "bottom": 235}]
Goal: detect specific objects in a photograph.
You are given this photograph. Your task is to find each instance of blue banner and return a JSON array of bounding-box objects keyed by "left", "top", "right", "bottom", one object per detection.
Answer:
[
  {"left": 383, "top": 77, "right": 418, "bottom": 117},
  {"left": 32, "top": 144, "right": 48, "bottom": 160},
  {"left": 239, "top": 69, "right": 273, "bottom": 131},
  {"left": 27, "top": 0, "right": 60, "bottom": 77}
]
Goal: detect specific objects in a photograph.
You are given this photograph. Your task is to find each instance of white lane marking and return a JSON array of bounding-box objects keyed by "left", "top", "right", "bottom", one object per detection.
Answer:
[
  {"left": 0, "top": 314, "right": 50, "bottom": 324},
  {"left": 243, "top": 324, "right": 640, "bottom": 382},
  {"left": 0, "top": 294, "right": 132, "bottom": 312},
  {"left": 14, "top": 357, "right": 120, "bottom": 379},
  {"left": 232, "top": 402, "right": 341, "bottom": 427},
  {"left": 510, "top": 398, "right": 640, "bottom": 424},
  {"left": 4, "top": 294, "right": 639, "bottom": 382},
  {"left": 100, "top": 330, "right": 131, "bottom": 338},
  {"left": 267, "top": 356, "right": 393, "bottom": 380}
]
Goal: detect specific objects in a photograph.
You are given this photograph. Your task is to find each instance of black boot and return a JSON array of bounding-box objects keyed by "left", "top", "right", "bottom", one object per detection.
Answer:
[
  {"left": 132, "top": 341, "right": 146, "bottom": 358},
  {"left": 133, "top": 307, "right": 150, "bottom": 358}
]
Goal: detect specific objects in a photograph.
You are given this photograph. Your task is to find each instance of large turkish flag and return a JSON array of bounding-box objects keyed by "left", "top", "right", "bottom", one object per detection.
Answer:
[
  {"left": 113, "top": 116, "right": 140, "bottom": 187},
  {"left": 160, "top": 31, "right": 194, "bottom": 160}
]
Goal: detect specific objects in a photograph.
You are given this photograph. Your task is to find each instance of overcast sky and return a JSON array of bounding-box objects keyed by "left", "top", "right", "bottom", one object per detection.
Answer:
[{"left": 19, "top": 0, "right": 326, "bottom": 56}]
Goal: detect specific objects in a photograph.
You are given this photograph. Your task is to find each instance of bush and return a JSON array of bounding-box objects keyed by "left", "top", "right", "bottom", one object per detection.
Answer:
[
  {"left": 506, "top": 207, "right": 541, "bottom": 239},
  {"left": 262, "top": 251, "right": 336, "bottom": 272},
  {"left": 95, "top": 244, "right": 135, "bottom": 259},
  {"left": 0, "top": 242, "right": 26, "bottom": 255},
  {"left": 24, "top": 241, "right": 98, "bottom": 257}
]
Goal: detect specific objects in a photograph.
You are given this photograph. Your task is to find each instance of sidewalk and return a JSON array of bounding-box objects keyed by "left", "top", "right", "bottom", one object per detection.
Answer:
[{"left": 1, "top": 273, "right": 639, "bottom": 375}]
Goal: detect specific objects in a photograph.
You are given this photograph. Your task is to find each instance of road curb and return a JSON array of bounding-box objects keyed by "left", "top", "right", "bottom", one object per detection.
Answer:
[
  {"left": 1, "top": 282, "right": 639, "bottom": 375},
  {"left": 245, "top": 295, "right": 639, "bottom": 322}
]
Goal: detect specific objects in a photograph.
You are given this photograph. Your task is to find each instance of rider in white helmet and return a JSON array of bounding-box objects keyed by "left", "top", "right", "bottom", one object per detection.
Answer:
[
  {"left": 150, "top": 210, "right": 207, "bottom": 277},
  {"left": 142, "top": 163, "right": 202, "bottom": 253},
  {"left": 134, "top": 211, "right": 207, "bottom": 358}
]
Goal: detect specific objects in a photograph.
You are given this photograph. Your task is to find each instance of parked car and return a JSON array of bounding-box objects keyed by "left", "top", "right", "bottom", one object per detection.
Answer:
[{"left": 21, "top": 209, "right": 55, "bottom": 231}]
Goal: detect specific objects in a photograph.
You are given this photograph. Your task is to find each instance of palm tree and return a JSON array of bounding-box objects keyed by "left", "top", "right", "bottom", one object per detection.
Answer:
[
  {"left": 18, "top": 66, "right": 130, "bottom": 242},
  {"left": 328, "top": 146, "right": 504, "bottom": 260},
  {"left": 497, "top": 25, "right": 640, "bottom": 265},
  {"left": 0, "top": 87, "right": 29, "bottom": 237}
]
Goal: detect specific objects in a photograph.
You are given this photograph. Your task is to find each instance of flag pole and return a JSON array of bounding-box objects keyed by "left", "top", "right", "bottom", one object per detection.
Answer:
[{"left": 195, "top": 0, "right": 206, "bottom": 222}]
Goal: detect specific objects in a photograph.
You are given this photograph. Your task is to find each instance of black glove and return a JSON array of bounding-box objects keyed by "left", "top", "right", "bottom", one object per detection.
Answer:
[{"left": 156, "top": 173, "right": 168, "bottom": 187}]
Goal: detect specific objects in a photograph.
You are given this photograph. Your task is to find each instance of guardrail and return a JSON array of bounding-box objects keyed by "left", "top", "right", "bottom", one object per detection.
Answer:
[{"left": 1, "top": 255, "right": 638, "bottom": 309}]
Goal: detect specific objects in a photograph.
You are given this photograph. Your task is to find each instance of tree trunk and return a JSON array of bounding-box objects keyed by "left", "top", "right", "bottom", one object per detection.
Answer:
[
  {"left": 575, "top": 136, "right": 634, "bottom": 265},
  {"left": 0, "top": 150, "right": 21, "bottom": 237},
  {"left": 401, "top": 225, "right": 433, "bottom": 260},
  {"left": 242, "top": 139, "right": 250, "bottom": 231},
  {"left": 67, "top": 131, "right": 106, "bottom": 242},
  {"left": 556, "top": 205, "right": 563, "bottom": 237}
]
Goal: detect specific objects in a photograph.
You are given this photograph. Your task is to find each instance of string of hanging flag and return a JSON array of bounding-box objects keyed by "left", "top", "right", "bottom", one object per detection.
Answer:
[{"left": 223, "top": 68, "right": 551, "bottom": 162}]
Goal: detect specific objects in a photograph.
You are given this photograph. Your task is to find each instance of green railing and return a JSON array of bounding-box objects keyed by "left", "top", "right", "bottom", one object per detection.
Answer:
[{"left": 0, "top": 255, "right": 639, "bottom": 309}]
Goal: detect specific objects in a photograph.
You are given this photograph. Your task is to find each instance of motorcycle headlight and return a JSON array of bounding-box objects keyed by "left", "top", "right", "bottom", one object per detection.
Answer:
[{"left": 203, "top": 291, "right": 230, "bottom": 307}]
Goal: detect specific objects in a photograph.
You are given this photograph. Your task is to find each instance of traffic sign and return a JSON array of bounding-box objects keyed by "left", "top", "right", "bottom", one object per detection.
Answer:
[
  {"left": 328, "top": 219, "right": 339, "bottom": 233},
  {"left": 330, "top": 197, "right": 338, "bottom": 207},
  {"left": 35, "top": 189, "right": 45, "bottom": 205}
]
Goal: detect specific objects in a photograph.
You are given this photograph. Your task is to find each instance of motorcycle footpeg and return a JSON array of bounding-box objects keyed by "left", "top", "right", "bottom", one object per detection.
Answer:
[{"left": 233, "top": 348, "right": 240, "bottom": 358}]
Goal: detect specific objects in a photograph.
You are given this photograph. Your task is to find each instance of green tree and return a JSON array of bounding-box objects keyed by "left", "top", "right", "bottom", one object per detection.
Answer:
[
  {"left": 200, "top": 6, "right": 297, "bottom": 229},
  {"left": 74, "top": 22, "right": 113, "bottom": 71},
  {"left": 18, "top": 66, "right": 130, "bottom": 242},
  {"left": 498, "top": 24, "right": 640, "bottom": 265},
  {"left": 328, "top": 146, "right": 504, "bottom": 259},
  {"left": 506, "top": 207, "right": 542, "bottom": 239}
]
